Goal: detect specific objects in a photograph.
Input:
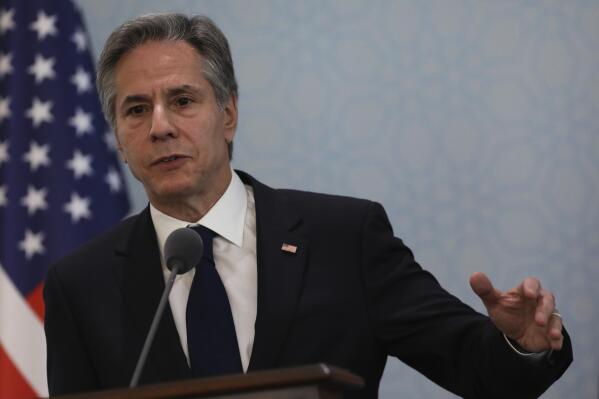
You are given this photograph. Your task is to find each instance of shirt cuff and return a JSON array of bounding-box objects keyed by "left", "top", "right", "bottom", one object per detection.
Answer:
[{"left": 502, "top": 333, "right": 554, "bottom": 364}]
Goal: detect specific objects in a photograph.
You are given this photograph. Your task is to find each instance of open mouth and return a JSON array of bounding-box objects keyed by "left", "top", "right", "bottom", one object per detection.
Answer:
[{"left": 152, "top": 155, "right": 187, "bottom": 165}]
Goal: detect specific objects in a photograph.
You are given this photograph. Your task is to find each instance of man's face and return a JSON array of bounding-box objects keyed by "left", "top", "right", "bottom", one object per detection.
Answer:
[{"left": 114, "top": 40, "right": 236, "bottom": 208}]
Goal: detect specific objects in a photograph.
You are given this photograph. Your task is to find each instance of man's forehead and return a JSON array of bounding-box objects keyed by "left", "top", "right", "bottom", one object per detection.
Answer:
[
  {"left": 114, "top": 40, "right": 206, "bottom": 98},
  {"left": 120, "top": 84, "right": 204, "bottom": 101},
  {"left": 115, "top": 39, "right": 202, "bottom": 71}
]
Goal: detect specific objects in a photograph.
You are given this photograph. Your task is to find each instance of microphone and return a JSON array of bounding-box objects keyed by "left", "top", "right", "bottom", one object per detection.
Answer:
[
  {"left": 165, "top": 227, "right": 204, "bottom": 274},
  {"left": 129, "top": 227, "right": 203, "bottom": 388}
]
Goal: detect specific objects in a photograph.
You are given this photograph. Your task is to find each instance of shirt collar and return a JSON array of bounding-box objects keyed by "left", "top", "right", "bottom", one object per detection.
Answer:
[{"left": 151, "top": 170, "right": 248, "bottom": 260}]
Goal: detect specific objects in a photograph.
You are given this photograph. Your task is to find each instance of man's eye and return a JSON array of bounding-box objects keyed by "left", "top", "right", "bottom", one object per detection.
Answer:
[
  {"left": 175, "top": 97, "right": 192, "bottom": 106},
  {"left": 126, "top": 105, "right": 146, "bottom": 115}
]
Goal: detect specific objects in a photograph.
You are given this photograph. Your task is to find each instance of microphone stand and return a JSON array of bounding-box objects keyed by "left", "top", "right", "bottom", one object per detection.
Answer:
[{"left": 129, "top": 262, "right": 182, "bottom": 388}]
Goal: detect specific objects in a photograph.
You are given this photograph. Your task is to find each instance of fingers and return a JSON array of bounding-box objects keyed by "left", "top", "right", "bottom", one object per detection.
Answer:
[
  {"left": 534, "top": 289, "right": 556, "bottom": 326},
  {"left": 521, "top": 277, "right": 542, "bottom": 300},
  {"left": 469, "top": 272, "right": 501, "bottom": 306},
  {"left": 521, "top": 278, "right": 563, "bottom": 350},
  {"left": 521, "top": 277, "right": 559, "bottom": 327},
  {"left": 547, "top": 312, "right": 564, "bottom": 350},
  {"left": 518, "top": 277, "right": 553, "bottom": 326}
]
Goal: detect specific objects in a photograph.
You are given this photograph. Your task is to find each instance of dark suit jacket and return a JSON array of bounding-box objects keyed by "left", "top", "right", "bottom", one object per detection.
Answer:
[{"left": 44, "top": 171, "right": 572, "bottom": 398}]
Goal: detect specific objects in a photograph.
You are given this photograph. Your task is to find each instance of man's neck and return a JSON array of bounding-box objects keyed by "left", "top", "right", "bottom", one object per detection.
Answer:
[{"left": 149, "top": 168, "right": 233, "bottom": 222}]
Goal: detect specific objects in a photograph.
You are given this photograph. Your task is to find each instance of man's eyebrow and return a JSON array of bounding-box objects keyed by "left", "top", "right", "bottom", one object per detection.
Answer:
[
  {"left": 119, "top": 94, "right": 149, "bottom": 108},
  {"left": 167, "top": 84, "right": 204, "bottom": 97}
]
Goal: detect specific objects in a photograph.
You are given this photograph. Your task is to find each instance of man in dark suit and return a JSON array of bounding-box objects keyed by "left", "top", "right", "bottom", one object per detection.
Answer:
[{"left": 44, "top": 13, "right": 572, "bottom": 398}]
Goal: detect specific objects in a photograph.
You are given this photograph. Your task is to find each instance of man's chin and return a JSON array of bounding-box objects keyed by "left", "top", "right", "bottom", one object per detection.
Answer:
[{"left": 147, "top": 182, "right": 197, "bottom": 202}]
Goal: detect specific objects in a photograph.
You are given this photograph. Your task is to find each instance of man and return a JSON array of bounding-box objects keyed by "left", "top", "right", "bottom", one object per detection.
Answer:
[{"left": 44, "top": 13, "right": 572, "bottom": 398}]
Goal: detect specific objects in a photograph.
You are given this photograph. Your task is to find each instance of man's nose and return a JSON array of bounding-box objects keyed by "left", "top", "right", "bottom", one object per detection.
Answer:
[{"left": 149, "top": 105, "right": 176, "bottom": 141}]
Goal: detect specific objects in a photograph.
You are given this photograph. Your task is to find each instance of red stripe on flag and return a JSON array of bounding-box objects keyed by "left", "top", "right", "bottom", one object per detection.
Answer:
[
  {"left": 0, "top": 344, "right": 38, "bottom": 399},
  {"left": 27, "top": 282, "right": 45, "bottom": 322}
]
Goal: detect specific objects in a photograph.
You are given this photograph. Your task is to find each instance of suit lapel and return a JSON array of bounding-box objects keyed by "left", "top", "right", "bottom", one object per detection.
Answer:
[
  {"left": 118, "top": 208, "right": 190, "bottom": 384},
  {"left": 238, "top": 172, "right": 309, "bottom": 371}
]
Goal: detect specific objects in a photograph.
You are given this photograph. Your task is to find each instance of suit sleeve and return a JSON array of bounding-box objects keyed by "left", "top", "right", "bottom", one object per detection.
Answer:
[
  {"left": 359, "top": 201, "right": 572, "bottom": 399},
  {"left": 44, "top": 264, "right": 100, "bottom": 395}
]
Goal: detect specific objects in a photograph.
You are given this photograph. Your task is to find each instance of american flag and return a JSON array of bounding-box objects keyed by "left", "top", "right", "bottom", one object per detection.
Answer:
[{"left": 0, "top": 0, "right": 130, "bottom": 397}]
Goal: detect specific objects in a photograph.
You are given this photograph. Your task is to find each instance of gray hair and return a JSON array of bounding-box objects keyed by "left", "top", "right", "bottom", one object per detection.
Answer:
[{"left": 97, "top": 13, "right": 237, "bottom": 158}]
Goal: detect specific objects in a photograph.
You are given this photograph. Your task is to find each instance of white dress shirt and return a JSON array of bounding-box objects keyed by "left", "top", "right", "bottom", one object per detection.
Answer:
[{"left": 150, "top": 171, "right": 257, "bottom": 372}]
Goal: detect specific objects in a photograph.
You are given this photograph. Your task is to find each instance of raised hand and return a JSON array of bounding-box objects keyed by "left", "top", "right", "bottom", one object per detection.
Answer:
[{"left": 469, "top": 272, "right": 564, "bottom": 352}]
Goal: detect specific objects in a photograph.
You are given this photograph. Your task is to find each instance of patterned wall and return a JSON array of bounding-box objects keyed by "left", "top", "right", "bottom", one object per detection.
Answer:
[{"left": 75, "top": 1, "right": 599, "bottom": 398}]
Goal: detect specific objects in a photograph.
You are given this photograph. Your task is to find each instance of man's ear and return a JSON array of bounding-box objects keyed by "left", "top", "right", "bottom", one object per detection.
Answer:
[{"left": 223, "top": 96, "right": 237, "bottom": 142}]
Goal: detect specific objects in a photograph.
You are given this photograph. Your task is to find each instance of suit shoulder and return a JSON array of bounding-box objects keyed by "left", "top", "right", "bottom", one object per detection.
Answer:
[
  {"left": 277, "top": 188, "right": 384, "bottom": 222},
  {"left": 240, "top": 169, "right": 382, "bottom": 217}
]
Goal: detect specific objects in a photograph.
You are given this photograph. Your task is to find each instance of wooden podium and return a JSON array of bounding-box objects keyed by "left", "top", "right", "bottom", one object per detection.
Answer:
[{"left": 52, "top": 364, "right": 364, "bottom": 399}]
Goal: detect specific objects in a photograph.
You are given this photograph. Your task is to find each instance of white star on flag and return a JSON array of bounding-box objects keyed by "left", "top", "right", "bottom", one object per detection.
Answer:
[
  {"left": 26, "top": 97, "right": 53, "bottom": 127},
  {"left": 63, "top": 192, "right": 92, "bottom": 223},
  {"left": 20, "top": 186, "right": 48, "bottom": 215},
  {"left": 28, "top": 54, "right": 56, "bottom": 83},
  {"left": 18, "top": 229, "right": 45, "bottom": 260},
  {"left": 66, "top": 149, "right": 93, "bottom": 179},
  {"left": 0, "top": 140, "right": 10, "bottom": 165},
  {"left": 23, "top": 141, "right": 51, "bottom": 171},
  {"left": 105, "top": 168, "right": 122, "bottom": 192},
  {"left": 71, "top": 28, "right": 87, "bottom": 52},
  {"left": 0, "top": 184, "right": 7, "bottom": 207},
  {"left": 69, "top": 107, "right": 93, "bottom": 136},
  {"left": 30, "top": 10, "right": 58, "bottom": 41},
  {"left": 0, "top": 8, "right": 15, "bottom": 35},
  {"left": 0, "top": 96, "right": 10, "bottom": 122},
  {"left": 70, "top": 67, "right": 92, "bottom": 93},
  {"left": 104, "top": 131, "right": 118, "bottom": 152},
  {"left": 0, "top": 52, "right": 12, "bottom": 78}
]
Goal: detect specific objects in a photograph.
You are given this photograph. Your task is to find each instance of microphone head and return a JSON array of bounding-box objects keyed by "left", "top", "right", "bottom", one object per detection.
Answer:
[{"left": 164, "top": 227, "right": 203, "bottom": 274}]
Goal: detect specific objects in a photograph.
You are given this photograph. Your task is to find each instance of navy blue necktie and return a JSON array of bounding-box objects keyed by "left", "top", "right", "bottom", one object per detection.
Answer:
[{"left": 186, "top": 225, "right": 242, "bottom": 377}]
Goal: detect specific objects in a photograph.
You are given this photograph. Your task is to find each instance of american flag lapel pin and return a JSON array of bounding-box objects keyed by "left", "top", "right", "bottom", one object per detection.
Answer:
[{"left": 281, "top": 243, "right": 298, "bottom": 254}]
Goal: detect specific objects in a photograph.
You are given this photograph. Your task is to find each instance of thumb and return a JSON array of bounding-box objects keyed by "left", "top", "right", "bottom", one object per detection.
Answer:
[{"left": 469, "top": 272, "right": 500, "bottom": 307}]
